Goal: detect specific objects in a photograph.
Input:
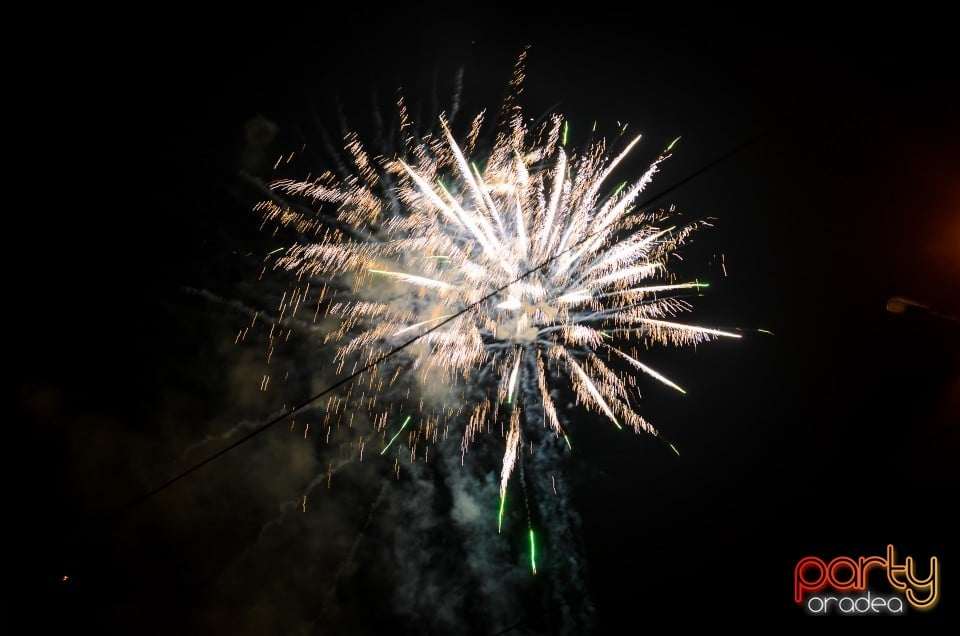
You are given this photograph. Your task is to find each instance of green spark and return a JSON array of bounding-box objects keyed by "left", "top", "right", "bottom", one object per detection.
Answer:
[
  {"left": 666, "top": 135, "right": 682, "bottom": 152},
  {"left": 529, "top": 529, "right": 537, "bottom": 575},
  {"left": 612, "top": 181, "right": 627, "bottom": 197},
  {"left": 498, "top": 493, "right": 506, "bottom": 533},
  {"left": 562, "top": 120, "right": 569, "bottom": 146},
  {"left": 563, "top": 433, "right": 572, "bottom": 450},
  {"left": 380, "top": 415, "right": 412, "bottom": 455},
  {"left": 669, "top": 443, "right": 680, "bottom": 456},
  {"left": 267, "top": 247, "right": 284, "bottom": 256}
]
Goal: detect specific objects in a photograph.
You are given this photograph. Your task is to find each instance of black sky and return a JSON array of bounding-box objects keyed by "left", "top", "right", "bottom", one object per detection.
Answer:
[{"left": 20, "top": 14, "right": 959, "bottom": 632}]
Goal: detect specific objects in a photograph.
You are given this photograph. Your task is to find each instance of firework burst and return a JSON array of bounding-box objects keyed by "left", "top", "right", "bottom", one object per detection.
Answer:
[{"left": 256, "top": 78, "right": 739, "bottom": 522}]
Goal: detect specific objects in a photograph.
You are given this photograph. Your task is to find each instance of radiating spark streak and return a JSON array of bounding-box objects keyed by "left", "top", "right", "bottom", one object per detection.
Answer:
[
  {"left": 498, "top": 493, "right": 506, "bottom": 533},
  {"left": 599, "top": 281, "right": 709, "bottom": 297},
  {"left": 394, "top": 314, "right": 455, "bottom": 336},
  {"left": 514, "top": 192, "right": 528, "bottom": 257},
  {"left": 529, "top": 529, "right": 537, "bottom": 575},
  {"left": 607, "top": 346, "right": 686, "bottom": 393},
  {"left": 562, "top": 351, "right": 620, "bottom": 428},
  {"left": 368, "top": 269, "right": 459, "bottom": 291},
  {"left": 588, "top": 134, "right": 642, "bottom": 202},
  {"left": 507, "top": 348, "right": 523, "bottom": 403},
  {"left": 500, "top": 412, "right": 521, "bottom": 498},
  {"left": 669, "top": 443, "right": 680, "bottom": 456},
  {"left": 380, "top": 415, "right": 411, "bottom": 455},
  {"left": 441, "top": 118, "right": 495, "bottom": 221},
  {"left": 590, "top": 159, "right": 663, "bottom": 236},
  {"left": 537, "top": 148, "right": 566, "bottom": 256},
  {"left": 513, "top": 151, "right": 529, "bottom": 185},
  {"left": 586, "top": 226, "right": 676, "bottom": 273},
  {"left": 559, "top": 281, "right": 710, "bottom": 304},
  {"left": 639, "top": 318, "right": 742, "bottom": 339},
  {"left": 666, "top": 136, "right": 681, "bottom": 152},
  {"left": 472, "top": 162, "right": 507, "bottom": 236},
  {"left": 436, "top": 180, "right": 502, "bottom": 259},
  {"left": 398, "top": 160, "right": 463, "bottom": 227},
  {"left": 592, "top": 264, "right": 662, "bottom": 287},
  {"left": 556, "top": 290, "right": 593, "bottom": 304}
]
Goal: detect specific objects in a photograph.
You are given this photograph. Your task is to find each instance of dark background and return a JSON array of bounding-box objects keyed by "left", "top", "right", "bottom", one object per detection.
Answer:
[{"left": 19, "top": 13, "right": 958, "bottom": 631}]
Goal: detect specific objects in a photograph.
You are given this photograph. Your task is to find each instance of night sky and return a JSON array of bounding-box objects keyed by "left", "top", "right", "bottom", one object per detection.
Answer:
[{"left": 21, "top": 15, "right": 958, "bottom": 633}]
